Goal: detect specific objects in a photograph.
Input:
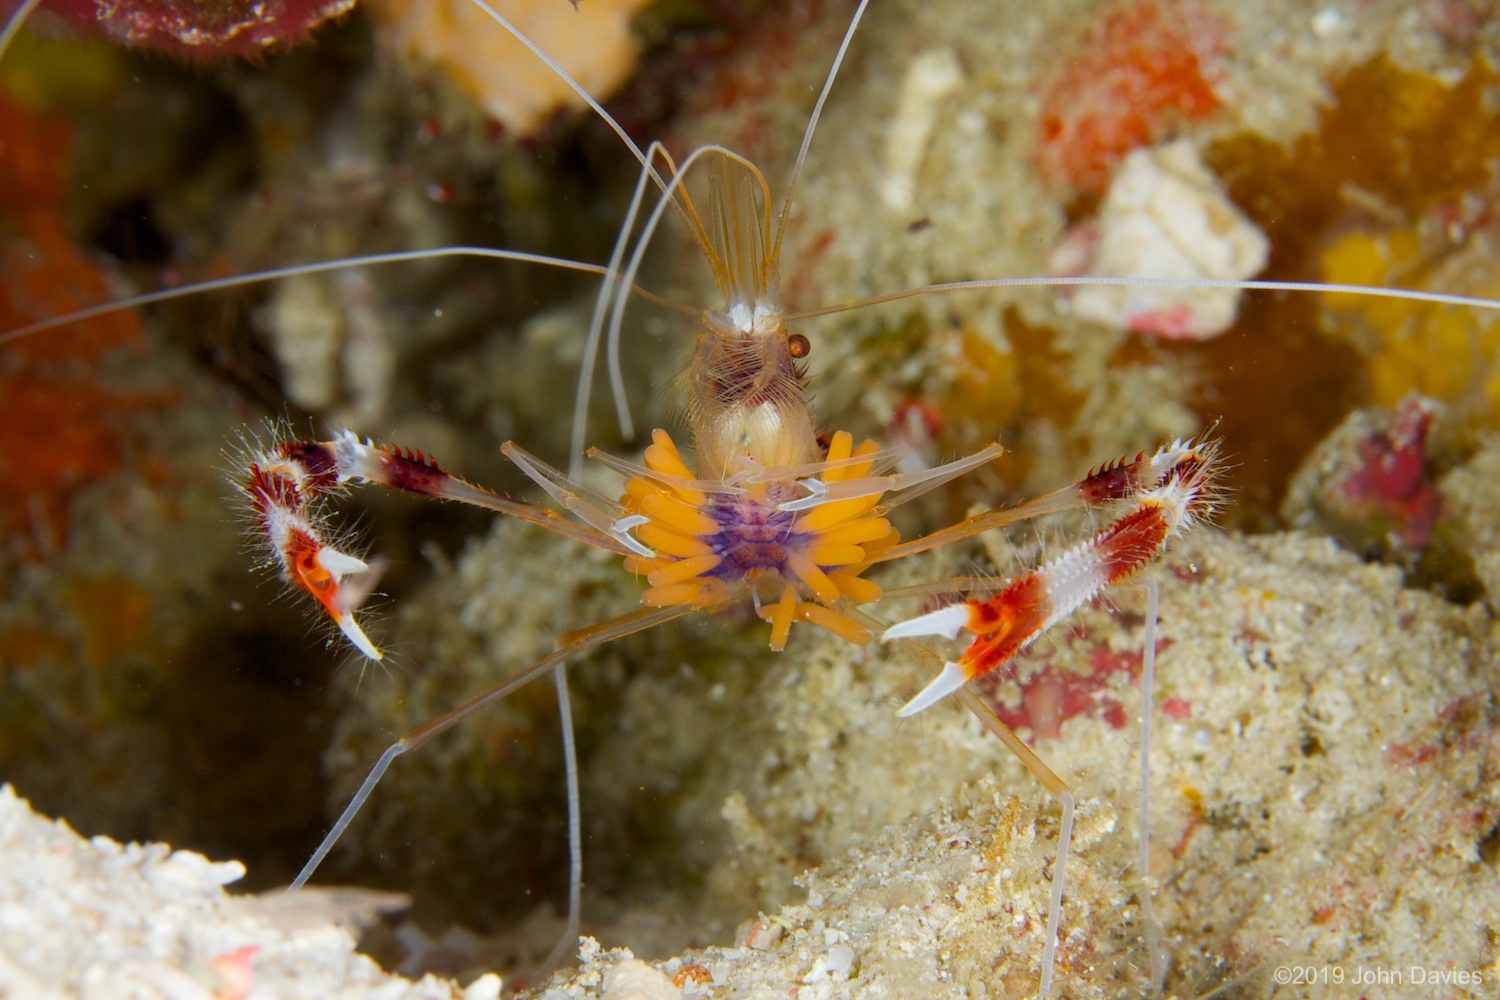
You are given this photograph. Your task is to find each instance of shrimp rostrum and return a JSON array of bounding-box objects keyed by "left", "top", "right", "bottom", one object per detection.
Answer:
[{"left": 245, "top": 126, "right": 1221, "bottom": 991}]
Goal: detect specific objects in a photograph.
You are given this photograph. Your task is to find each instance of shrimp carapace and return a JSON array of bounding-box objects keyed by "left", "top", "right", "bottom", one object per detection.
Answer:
[{"left": 677, "top": 153, "right": 820, "bottom": 477}]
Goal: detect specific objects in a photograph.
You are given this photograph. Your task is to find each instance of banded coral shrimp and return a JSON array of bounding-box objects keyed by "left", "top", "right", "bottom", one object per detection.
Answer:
[{"left": 4, "top": 0, "right": 1500, "bottom": 996}]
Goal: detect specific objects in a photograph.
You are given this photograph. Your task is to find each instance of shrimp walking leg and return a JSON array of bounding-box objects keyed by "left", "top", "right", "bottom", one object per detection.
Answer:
[{"left": 291, "top": 601, "right": 703, "bottom": 890}]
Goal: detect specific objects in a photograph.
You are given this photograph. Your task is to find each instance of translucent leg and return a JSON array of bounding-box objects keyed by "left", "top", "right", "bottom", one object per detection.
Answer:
[
  {"left": 956, "top": 689, "right": 1073, "bottom": 998},
  {"left": 537, "top": 663, "right": 583, "bottom": 976},
  {"left": 290, "top": 602, "right": 700, "bottom": 891},
  {"left": 1138, "top": 580, "right": 1167, "bottom": 991},
  {"left": 855, "top": 604, "right": 1075, "bottom": 997}
]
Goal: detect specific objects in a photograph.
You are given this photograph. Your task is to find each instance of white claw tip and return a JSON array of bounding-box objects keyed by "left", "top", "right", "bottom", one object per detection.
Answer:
[
  {"left": 609, "top": 514, "right": 655, "bottom": 558},
  {"left": 897, "top": 661, "right": 970, "bottom": 716},
  {"left": 882, "top": 603, "right": 972, "bottom": 642},
  {"left": 778, "top": 477, "right": 829, "bottom": 512},
  {"left": 336, "top": 613, "right": 383, "bottom": 661},
  {"left": 317, "top": 547, "right": 370, "bottom": 580}
]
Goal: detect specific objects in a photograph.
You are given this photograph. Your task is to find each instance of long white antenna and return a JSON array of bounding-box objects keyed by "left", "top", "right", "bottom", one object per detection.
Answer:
[
  {"left": 538, "top": 662, "right": 583, "bottom": 976},
  {"left": 465, "top": 0, "right": 652, "bottom": 173},
  {"left": 0, "top": 0, "right": 41, "bottom": 61},
  {"left": 785, "top": 275, "right": 1500, "bottom": 322},
  {"left": 602, "top": 145, "right": 764, "bottom": 429},
  {"left": 1138, "top": 579, "right": 1168, "bottom": 991},
  {"left": 461, "top": 1, "right": 698, "bottom": 474},
  {"left": 771, "top": 0, "right": 874, "bottom": 264},
  {"left": 0, "top": 247, "right": 652, "bottom": 348},
  {"left": 568, "top": 140, "right": 677, "bottom": 476}
]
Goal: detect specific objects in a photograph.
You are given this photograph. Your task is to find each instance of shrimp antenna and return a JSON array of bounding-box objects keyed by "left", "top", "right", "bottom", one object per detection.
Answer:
[
  {"left": 570, "top": 142, "right": 695, "bottom": 476},
  {"left": 0, "top": 248, "right": 688, "bottom": 350},
  {"left": 537, "top": 662, "right": 583, "bottom": 977},
  {"left": 771, "top": 0, "right": 874, "bottom": 267},
  {"left": 467, "top": 0, "right": 875, "bottom": 473},
  {"left": 0, "top": 0, "right": 41, "bottom": 59},
  {"left": 568, "top": 137, "right": 753, "bottom": 475},
  {"left": 464, "top": 0, "right": 654, "bottom": 176},
  {"left": 449, "top": 4, "right": 724, "bottom": 473},
  {"left": 600, "top": 146, "right": 769, "bottom": 444},
  {"left": 1138, "top": 579, "right": 1168, "bottom": 991},
  {"left": 1, "top": 0, "right": 705, "bottom": 466},
  {"left": 784, "top": 274, "right": 1500, "bottom": 322}
]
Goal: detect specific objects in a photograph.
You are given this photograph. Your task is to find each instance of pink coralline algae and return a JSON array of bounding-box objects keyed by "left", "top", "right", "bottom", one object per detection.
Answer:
[
  {"left": 978, "top": 631, "right": 1172, "bottom": 740},
  {"left": 15, "top": 0, "right": 355, "bottom": 60},
  {"left": 1281, "top": 393, "right": 1447, "bottom": 570},
  {"left": 1339, "top": 394, "right": 1442, "bottom": 552}
]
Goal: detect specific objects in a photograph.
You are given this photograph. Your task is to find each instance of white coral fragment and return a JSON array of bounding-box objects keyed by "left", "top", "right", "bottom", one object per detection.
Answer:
[
  {"left": 802, "top": 943, "right": 856, "bottom": 983},
  {"left": 0, "top": 784, "right": 457, "bottom": 998},
  {"left": 601, "top": 957, "right": 678, "bottom": 1000},
  {"left": 262, "top": 274, "right": 343, "bottom": 411},
  {"left": 881, "top": 49, "right": 964, "bottom": 213},
  {"left": 1054, "top": 139, "right": 1270, "bottom": 339}
]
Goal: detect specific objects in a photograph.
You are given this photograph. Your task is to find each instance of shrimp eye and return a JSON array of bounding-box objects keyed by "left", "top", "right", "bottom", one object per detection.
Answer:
[{"left": 788, "top": 333, "right": 811, "bottom": 358}]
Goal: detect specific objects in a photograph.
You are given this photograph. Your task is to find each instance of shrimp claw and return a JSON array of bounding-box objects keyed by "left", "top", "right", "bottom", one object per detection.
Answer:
[{"left": 887, "top": 437, "right": 1222, "bottom": 715}]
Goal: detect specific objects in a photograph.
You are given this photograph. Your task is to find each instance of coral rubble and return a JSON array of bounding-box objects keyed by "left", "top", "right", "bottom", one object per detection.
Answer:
[{"left": 0, "top": 783, "right": 495, "bottom": 999}]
